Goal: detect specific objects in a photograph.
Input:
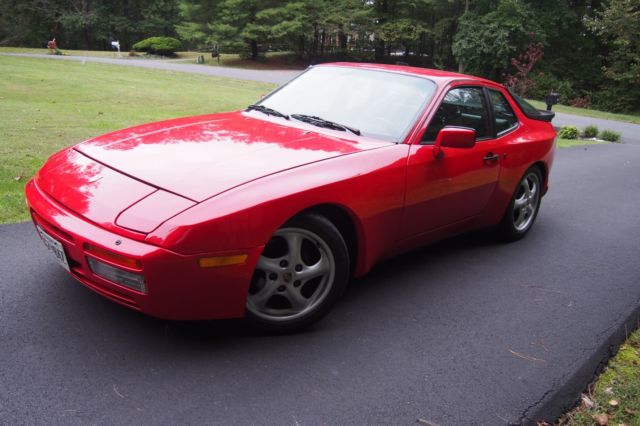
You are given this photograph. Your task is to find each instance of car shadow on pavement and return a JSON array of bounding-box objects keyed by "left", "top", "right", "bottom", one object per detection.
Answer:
[{"left": 39, "top": 227, "right": 503, "bottom": 347}]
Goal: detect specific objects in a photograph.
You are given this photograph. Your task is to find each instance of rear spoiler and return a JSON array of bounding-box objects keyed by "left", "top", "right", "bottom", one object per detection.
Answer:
[{"left": 529, "top": 109, "right": 555, "bottom": 123}]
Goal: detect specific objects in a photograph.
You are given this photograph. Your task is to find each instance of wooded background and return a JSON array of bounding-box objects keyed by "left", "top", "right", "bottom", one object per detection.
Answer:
[{"left": 1, "top": 0, "right": 638, "bottom": 112}]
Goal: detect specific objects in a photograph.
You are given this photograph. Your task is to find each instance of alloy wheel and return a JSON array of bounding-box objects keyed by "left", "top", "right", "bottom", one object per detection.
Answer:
[{"left": 247, "top": 227, "right": 336, "bottom": 322}]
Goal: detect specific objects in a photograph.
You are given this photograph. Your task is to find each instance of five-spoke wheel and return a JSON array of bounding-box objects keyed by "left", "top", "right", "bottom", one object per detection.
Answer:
[
  {"left": 245, "top": 214, "right": 349, "bottom": 333},
  {"left": 500, "top": 167, "right": 543, "bottom": 240}
]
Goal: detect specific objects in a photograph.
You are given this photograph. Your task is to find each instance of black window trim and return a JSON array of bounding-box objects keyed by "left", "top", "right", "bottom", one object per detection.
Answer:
[{"left": 486, "top": 87, "right": 520, "bottom": 138}]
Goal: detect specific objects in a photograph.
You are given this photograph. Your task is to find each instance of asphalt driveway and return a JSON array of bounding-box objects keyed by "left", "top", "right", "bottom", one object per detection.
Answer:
[{"left": 2, "top": 140, "right": 640, "bottom": 425}]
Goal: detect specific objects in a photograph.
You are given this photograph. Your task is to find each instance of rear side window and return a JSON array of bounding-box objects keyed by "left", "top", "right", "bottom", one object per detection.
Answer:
[
  {"left": 422, "top": 87, "right": 490, "bottom": 143},
  {"left": 489, "top": 89, "right": 518, "bottom": 135}
]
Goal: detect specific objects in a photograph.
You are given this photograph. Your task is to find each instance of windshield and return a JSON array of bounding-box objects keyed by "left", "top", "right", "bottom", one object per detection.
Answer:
[{"left": 258, "top": 66, "right": 437, "bottom": 142}]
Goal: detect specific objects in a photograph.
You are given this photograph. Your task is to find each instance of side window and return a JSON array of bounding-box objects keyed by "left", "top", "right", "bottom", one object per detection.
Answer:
[
  {"left": 489, "top": 89, "right": 518, "bottom": 135},
  {"left": 422, "top": 87, "right": 490, "bottom": 143}
]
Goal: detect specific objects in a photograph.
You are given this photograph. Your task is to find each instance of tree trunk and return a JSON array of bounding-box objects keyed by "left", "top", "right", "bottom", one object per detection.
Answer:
[
  {"left": 83, "top": 27, "right": 92, "bottom": 50},
  {"left": 458, "top": 0, "right": 470, "bottom": 72},
  {"left": 250, "top": 39, "right": 258, "bottom": 59},
  {"left": 374, "top": 38, "right": 385, "bottom": 61},
  {"left": 81, "top": 0, "right": 92, "bottom": 50},
  {"left": 299, "top": 36, "right": 305, "bottom": 60}
]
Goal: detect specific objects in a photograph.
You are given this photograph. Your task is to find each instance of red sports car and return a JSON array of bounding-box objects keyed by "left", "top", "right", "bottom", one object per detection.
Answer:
[{"left": 26, "top": 63, "right": 555, "bottom": 332}]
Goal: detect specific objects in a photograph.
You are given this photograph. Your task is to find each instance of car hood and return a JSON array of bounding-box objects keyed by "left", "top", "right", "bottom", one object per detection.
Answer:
[{"left": 75, "top": 112, "right": 390, "bottom": 202}]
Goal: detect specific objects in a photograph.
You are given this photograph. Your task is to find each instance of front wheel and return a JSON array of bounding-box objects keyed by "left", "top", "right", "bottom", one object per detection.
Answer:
[
  {"left": 245, "top": 214, "right": 350, "bottom": 333},
  {"left": 499, "top": 167, "right": 543, "bottom": 241}
]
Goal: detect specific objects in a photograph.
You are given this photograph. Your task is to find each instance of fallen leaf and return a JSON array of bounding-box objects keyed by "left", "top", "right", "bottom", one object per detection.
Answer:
[
  {"left": 593, "top": 413, "right": 609, "bottom": 425},
  {"left": 624, "top": 407, "right": 635, "bottom": 414},
  {"left": 112, "top": 384, "right": 125, "bottom": 398},
  {"left": 417, "top": 419, "right": 439, "bottom": 426},
  {"left": 608, "top": 399, "right": 619, "bottom": 407},
  {"left": 604, "top": 387, "right": 614, "bottom": 395},
  {"left": 508, "top": 349, "right": 547, "bottom": 363},
  {"left": 13, "top": 176, "right": 22, "bottom": 181},
  {"left": 582, "top": 394, "right": 595, "bottom": 409}
]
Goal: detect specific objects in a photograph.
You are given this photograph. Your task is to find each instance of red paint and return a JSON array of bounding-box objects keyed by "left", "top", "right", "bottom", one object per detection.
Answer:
[{"left": 25, "top": 64, "right": 555, "bottom": 320}]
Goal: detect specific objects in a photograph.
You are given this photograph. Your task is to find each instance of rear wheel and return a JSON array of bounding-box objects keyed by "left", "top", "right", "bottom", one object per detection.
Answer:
[
  {"left": 245, "top": 214, "right": 349, "bottom": 333},
  {"left": 499, "top": 167, "right": 543, "bottom": 241}
]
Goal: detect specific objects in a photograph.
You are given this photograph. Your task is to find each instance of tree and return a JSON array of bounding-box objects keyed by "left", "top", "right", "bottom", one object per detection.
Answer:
[
  {"left": 206, "top": 0, "right": 283, "bottom": 59},
  {"left": 453, "top": 0, "right": 542, "bottom": 79},
  {"left": 505, "top": 41, "right": 544, "bottom": 97},
  {"left": 587, "top": 0, "right": 640, "bottom": 111},
  {"left": 588, "top": 0, "right": 640, "bottom": 85},
  {"left": 176, "top": 0, "right": 222, "bottom": 49}
]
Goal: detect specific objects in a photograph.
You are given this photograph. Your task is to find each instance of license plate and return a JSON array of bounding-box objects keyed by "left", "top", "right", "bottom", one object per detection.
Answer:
[{"left": 36, "top": 225, "right": 70, "bottom": 271}]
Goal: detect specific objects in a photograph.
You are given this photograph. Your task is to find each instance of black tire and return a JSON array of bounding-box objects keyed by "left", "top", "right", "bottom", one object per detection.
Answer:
[
  {"left": 244, "top": 213, "right": 350, "bottom": 333},
  {"left": 499, "top": 167, "right": 543, "bottom": 242}
]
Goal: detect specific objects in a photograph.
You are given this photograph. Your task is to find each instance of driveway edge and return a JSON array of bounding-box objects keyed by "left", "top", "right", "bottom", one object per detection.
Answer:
[{"left": 525, "top": 306, "right": 640, "bottom": 424}]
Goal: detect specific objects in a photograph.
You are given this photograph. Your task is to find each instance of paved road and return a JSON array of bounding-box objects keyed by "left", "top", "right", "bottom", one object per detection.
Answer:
[
  {"left": 3, "top": 52, "right": 639, "bottom": 142},
  {"left": 2, "top": 140, "right": 640, "bottom": 425},
  {"left": 0, "top": 52, "right": 301, "bottom": 85}
]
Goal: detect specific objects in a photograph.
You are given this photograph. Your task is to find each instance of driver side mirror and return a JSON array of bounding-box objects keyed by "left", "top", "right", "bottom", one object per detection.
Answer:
[{"left": 433, "top": 126, "right": 476, "bottom": 159}]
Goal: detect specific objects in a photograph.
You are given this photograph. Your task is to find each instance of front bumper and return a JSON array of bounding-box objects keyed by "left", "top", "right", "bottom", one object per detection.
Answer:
[{"left": 25, "top": 178, "right": 262, "bottom": 320}]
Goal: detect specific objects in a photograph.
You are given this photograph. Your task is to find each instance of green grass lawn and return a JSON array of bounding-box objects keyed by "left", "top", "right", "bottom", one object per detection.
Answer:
[
  {"left": 557, "top": 138, "right": 608, "bottom": 149},
  {"left": 0, "top": 55, "right": 275, "bottom": 223},
  {"left": 527, "top": 99, "right": 640, "bottom": 125},
  {"left": 559, "top": 329, "right": 640, "bottom": 425}
]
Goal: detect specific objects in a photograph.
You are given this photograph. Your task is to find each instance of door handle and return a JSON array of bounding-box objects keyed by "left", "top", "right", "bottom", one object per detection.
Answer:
[{"left": 483, "top": 153, "right": 499, "bottom": 163}]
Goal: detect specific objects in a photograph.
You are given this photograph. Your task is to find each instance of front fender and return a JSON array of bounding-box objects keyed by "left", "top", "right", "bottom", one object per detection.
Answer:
[{"left": 147, "top": 144, "right": 410, "bottom": 275}]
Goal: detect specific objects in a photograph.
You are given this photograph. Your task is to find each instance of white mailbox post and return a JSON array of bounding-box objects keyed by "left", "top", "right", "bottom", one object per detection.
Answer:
[{"left": 111, "top": 40, "right": 121, "bottom": 57}]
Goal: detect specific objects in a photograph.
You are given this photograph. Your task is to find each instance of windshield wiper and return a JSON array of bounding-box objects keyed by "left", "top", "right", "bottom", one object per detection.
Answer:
[
  {"left": 246, "top": 104, "right": 289, "bottom": 119},
  {"left": 291, "top": 114, "right": 361, "bottom": 136}
]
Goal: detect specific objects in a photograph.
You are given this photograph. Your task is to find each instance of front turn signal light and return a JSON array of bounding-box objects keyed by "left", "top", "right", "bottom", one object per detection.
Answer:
[{"left": 199, "top": 254, "right": 248, "bottom": 268}]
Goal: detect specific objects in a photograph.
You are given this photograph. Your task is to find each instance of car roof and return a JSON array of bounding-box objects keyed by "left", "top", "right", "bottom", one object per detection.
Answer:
[{"left": 318, "top": 62, "right": 497, "bottom": 86}]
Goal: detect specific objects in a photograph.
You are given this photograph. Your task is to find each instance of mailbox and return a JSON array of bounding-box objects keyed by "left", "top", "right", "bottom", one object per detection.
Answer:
[{"left": 545, "top": 92, "right": 560, "bottom": 111}]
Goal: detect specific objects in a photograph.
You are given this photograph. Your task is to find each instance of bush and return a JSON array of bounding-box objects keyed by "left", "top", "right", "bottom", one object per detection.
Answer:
[
  {"left": 133, "top": 37, "right": 181, "bottom": 56},
  {"left": 529, "top": 73, "right": 577, "bottom": 103},
  {"left": 591, "top": 86, "right": 640, "bottom": 113},
  {"left": 558, "top": 125, "right": 579, "bottom": 140},
  {"left": 600, "top": 129, "right": 621, "bottom": 142},
  {"left": 568, "top": 96, "right": 592, "bottom": 109},
  {"left": 583, "top": 125, "right": 599, "bottom": 138}
]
